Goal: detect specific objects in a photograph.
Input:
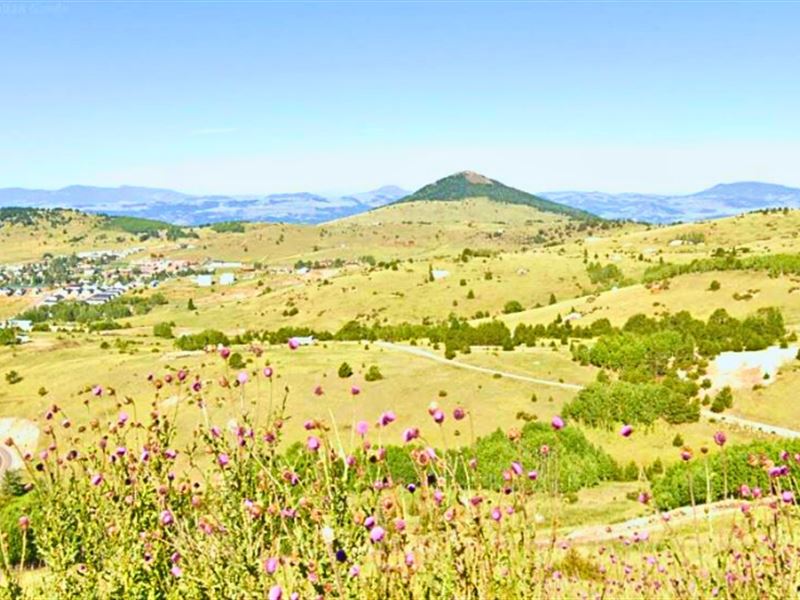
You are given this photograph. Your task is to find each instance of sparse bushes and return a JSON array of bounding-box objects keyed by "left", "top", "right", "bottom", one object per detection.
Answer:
[
  {"left": 364, "top": 365, "right": 383, "bottom": 382},
  {"left": 4, "top": 370, "right": 22, "bottom": 385},
  {"left": 338, "top": 362, "right": 353, "bottom": 378},
  {"left": 153, "top": 321, "right": 175, "bottom": 339},
  {"left": 709, "top": 386, "right": 734, "bottom": 413},
  {"left": 502, "top": 300, "right": 524, "bottom": 314}
]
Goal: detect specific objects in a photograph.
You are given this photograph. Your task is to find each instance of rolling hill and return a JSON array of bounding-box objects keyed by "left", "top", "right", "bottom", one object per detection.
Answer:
[
  {"left": 397, "top": 171, "right": 599, "bottom": 220},
  {"left": 0, "top": 185, "right": 409, "bottom": 226},
  {"left": 541, "top": 181, "right": 800, "bottom": 223}
]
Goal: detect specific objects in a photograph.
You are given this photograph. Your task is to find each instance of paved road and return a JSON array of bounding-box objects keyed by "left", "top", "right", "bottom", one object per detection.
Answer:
[
  {"left": 375, "top": 342, "right": 583, "bottom": 390},
  {"left": 560, "top": 496, "right": 774, "bottom": 545},
  {"left": 701, "top": 409, "right": 800, "bottom": 438},
  {"left": 378, "top": 341, "right": 800, "bottom": 438}
]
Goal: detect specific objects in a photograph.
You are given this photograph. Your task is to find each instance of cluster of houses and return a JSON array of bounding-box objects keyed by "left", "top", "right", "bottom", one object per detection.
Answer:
[{"left": 0, "top": 248, "right": 197, "bottom": 310}]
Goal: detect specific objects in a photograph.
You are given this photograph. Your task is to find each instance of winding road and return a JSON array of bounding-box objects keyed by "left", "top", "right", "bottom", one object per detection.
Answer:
[{"left": 378, "top": 341, "right": 800, "bottom": 438}]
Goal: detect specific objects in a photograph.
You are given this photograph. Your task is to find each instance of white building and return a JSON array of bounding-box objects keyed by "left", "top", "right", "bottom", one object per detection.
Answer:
[
  {"left": 196, "top": 275, "right": 213, "bottom": 287},
  {"left": 219, "top": 272, "right": 235, "bottom": 286}
]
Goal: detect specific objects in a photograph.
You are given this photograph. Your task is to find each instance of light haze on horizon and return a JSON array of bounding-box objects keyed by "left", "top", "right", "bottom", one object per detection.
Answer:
[{"left": 1, "top": 2, "right": 799, "bottom": 196}]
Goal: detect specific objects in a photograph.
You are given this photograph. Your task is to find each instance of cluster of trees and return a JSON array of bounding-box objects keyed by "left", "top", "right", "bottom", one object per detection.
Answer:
[
  {"left": 572, "top": 308, "right": 786, "bottom": 377},
  {"left": 585, "top": 262, "right": 626, "bottom": 286},
  {"left": 513, "top": 318, "right": 613, "bottom": 346},
  {"left": 0, "top": 207, "right": 74, "bottom": 228},
  {"left": 208, "top": 221, "right": 245, "bottom": 233},
  {"left": 643, "top": 253, "right": 800, "bottom": 283},
  {"left": 652, "top": 438, "right": 800, "bottom": 509},
  {"left": 347, "top": 421, "right": 621, "bottom": 495},
  {"left": 675, "top": 232, "right": 706, "bottom": 244},
  {"left": 0, "top": 328, "right": 17, "bottom": 346},
  {"left": 563, "top": 381, "right": 700, "bottom": 429},
  {"left": 19, "top": 293, "right": 168, "bottom": 325},
  {"left": 174, "top": 329, "right": 230, "bottom": 351}
]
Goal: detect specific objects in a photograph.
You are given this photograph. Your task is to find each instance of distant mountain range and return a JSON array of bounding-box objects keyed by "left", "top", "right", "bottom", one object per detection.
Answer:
[
  {"left": 0, "top": 185, "right": 409, "bottom": 226},
  {"left": 398, "top": 171, "right": 597, "bottom": 220},
  {"left": 1, "top": 179, "right": 799, "bottom": 225},
  {"left": 540, "top": 182, "right": 800, "bottom": 223}
]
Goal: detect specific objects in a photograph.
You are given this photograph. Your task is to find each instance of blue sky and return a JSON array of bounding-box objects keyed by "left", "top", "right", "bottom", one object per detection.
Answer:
[{"left": 1, "top": 1, "right": 799, "bottom": 195}]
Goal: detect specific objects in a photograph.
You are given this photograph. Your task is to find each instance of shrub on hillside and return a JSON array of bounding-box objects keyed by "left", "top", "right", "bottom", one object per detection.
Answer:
[
  {"left": 175, "top": 329, "right": 230, "bottom": 351},
  {"left": 0, "top": 493, "right": 39, "bottom": 566},
  {"left": 364, "top": 365, "right": 383, "bottom": 382},
  {"left": 562, "top": 381, "right": 700, "bottom": 429},
  {"left": 153, "top": 321, "right": 175, "bottom": 339},
  {"left": 338, "top": 362, "right": 353, "bottom": 378},
  {"left": 652, "top": 439, "right": 800, "bottom": 509}
]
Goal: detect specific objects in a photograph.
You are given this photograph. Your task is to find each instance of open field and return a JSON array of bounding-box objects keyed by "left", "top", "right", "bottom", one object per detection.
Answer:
[{"left": 2, "top": 202, "right": 800, "bottom": 598}]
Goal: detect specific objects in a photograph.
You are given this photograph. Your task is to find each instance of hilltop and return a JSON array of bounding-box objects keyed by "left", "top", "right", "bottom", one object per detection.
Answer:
[{"left": 397, "top": 171, "right": 599, "bottom": 220}]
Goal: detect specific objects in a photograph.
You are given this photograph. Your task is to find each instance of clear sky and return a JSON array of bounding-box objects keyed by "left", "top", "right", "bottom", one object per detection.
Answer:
[{"left": 1, "top": 1, "right": 799, "bottom": 195}]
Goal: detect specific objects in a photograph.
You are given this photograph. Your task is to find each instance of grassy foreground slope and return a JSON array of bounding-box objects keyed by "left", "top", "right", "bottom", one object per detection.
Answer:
[{"left": 3, "top": 193, "right": 800, "bottom": 597}]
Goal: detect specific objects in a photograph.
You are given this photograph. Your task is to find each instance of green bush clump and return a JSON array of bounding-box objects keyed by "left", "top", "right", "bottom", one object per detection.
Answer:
[
  {"left": 0, "top": 493, "right": 39, "bottom": 566},
  {"left": 364, "top": 365, "right": 383, "bottom": 382},
  {"left": 652, "top": 439, "right": 800, "bottom": 509},
  {"left": 175, "top": 329, "right": 230, "bottom": 351},
  {"left": 153, "top": 321, "right": 175, "bottom": 339},
  {"left": 562, "top": 381, "right": 700, "bottom": 428}
]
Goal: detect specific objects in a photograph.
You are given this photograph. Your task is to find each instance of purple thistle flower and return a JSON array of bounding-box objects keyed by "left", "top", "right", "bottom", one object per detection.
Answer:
[
  {"left": 237, "top": 371, "right": 249, "bottom": 385},
  {"left": 160, "top": 510, "right": 174, "bottom": 526},
  {"left": 264, "top": 556, "right": 279, "bottom": 574},
  {"left": 453, "top": 407, "right": 466, "bottom": 420},
  {"left": 713, "top": 431, "right": 727, "bottom": 447},
  {"left": 356, "top": 421, "right": 369, "bottom": 436},
  {"left": 432, "top": 409, "right": 445, "bottom": 424},
  {"left": 218, "top": 453, "right": 230, "bottom": 467},
  {"left": 288, "top": 338, "right": 300, "bottom": 350},
  {"left": 90, "top": 473, "right": 104, "bottom": 486},
  {"left": 263, "top": 366, "right": 274, "bottom": 378},
  {"left": 402, "top": 428, "right": 420, "bottom": 443},
  {"left": 551, "top": 416, "right": 565, "bottom": 430},
  {"left": 307, "top": 436, "right": 321, "bottom": 452},
  {"left": 369, "top": 526, "right": 386, "bottom": 543},
  {"left": 268, "top": 585, "right": 283, "bottom": 600},
  {"left": 620, "top": 424, "right": 633, "bottom": 437}
]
